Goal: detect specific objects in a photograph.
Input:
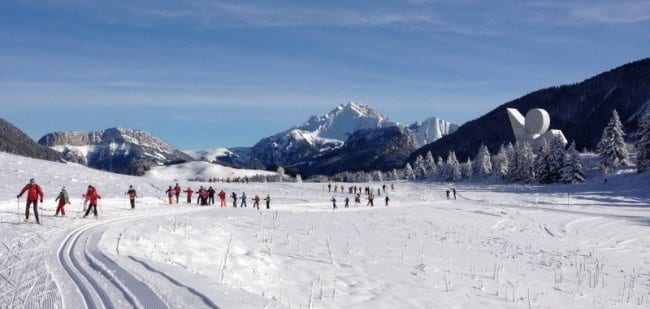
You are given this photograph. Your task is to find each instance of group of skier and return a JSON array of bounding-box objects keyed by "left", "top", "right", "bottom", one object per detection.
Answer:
[
  {"left": 16, "top": 178, "right": 399, "bottom": 224},
  {"left": 327, "top": 183, "right": 395, "bottom": 196},
  {"left": 16, "top": 179, "right": 105, "bottom": 224},
  {"left": 164, "top": 183, "right": 271, "bottom": 209},
  {"left": 329, "top": 184, "right": 393, "bottom": 209}
]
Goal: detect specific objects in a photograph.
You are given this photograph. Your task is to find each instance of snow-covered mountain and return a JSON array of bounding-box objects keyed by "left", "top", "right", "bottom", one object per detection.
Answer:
[
  {"left": 244, "top": 102, "right": 396, "bottom": 168},
  {"left": 300, "top": 124, "right": 421, "bottom": 176},
  {"left": 237, "top": 102, "right": 455, "bottom": 170},
  {"left": 293, "top": 101, "right": 396, "bottom": 141},
  {"left": 410, "top": 117, "right": 458, "bottom": 146},
  {"left": 38, "top": 127, "right": 192, "bottom": 175}
]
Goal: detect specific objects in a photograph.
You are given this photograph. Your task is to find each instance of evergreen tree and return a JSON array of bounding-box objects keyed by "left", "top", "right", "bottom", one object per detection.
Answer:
[
  {"left": 444, "top": 151, "right": 461, "bottom": 181},
  {"left": 506, "top": 142, "right": 518, "bottom": 182},
  {"left": 537, "top": 136, "right": 566, "bottom": 184},
  {"left": 512, "top": 141, "right": 535, "bottom": 183},
  {"left": 434, "top": 156, "right": 445, "bottom": 180},
  {"left": 636, "top": 108, "right": 650, "bottom": 173},
  {"left": 276, "top": 166, "right": 285, "bottom": 182},
  {"left": 404, "top": 163, "right": 415, "bottom": 180},
  {"left": 425, "top": 151, "right": 437, "bottom": 176},
  {"left": 473, "top": 145, "right": 492, "bottom": 179},
  {"left": 392, "top": 168, "right": 400, "bottom": 181},
  {"left": 494, "top": 144, "right": 510, "bottom": 180},
  {"left": 597, "top": 109, "right": 630, "bottom": 172},
  {"left": 561, "top": 141, "right": 585, "bottom": 183},
  {"left": 374, "top": 170, "right": 384, "bottom": 182},
  {"left": 462, "top": 158, "right": 473, "bottom": 179},
  {"left": 535, "top": 140, "right": 552, "bottom": 183},
  {"left": 413, "top": 155, "right": 427, "bottom": 179}
]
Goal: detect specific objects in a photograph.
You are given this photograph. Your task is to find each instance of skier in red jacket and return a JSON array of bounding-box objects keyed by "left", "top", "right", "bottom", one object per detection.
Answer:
[
  {"left": 17, "top": 178, "right": 44, "bottom": 224},
  {"left": 82, "top": 186, "right": 101, "bottom": 218},
  {"left": 219, "top": 190, "right": 227, "bottom": 207},
  {"left": 183, "top": 187, "right": 194, "bottom": 203},
  {"left": 173, "top": 183, "right": 182, "bottom": 204}
]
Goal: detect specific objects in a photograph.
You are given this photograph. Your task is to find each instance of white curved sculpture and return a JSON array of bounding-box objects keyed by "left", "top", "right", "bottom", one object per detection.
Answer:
[{"left": 507, "top": 108, "right": 567, "bottom": 149}]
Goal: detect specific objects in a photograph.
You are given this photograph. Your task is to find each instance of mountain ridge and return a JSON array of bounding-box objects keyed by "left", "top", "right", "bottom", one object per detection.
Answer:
[
  {"left": 233, "top": 102, "right": 455, "bottom": 171},
  {"left": 38, "top": 127, "right": 192, "bottom": 175}
]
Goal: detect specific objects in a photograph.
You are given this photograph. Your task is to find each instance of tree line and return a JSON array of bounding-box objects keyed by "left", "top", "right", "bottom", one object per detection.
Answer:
[{"left": 381, "top": 107, "right": 649, "bottom": 184}]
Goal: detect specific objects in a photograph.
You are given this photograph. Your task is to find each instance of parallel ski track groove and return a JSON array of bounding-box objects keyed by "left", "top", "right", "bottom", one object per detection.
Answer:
[
  {"left": 58, "top": 223, "right": 113, "bottom": 309},
  {"left": 57, "top": 206, "right": 215, "bottom": 309}
]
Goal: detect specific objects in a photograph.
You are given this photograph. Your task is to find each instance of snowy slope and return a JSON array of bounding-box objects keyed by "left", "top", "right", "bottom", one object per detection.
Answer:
[
  {"left": 1, "top": 152, "right": 649, "bottom": 308},
  {"left": 146, "top": 161, "right": 275, "bottom": 181},
  {"left": 184, "top": 148, "right": 237, "bottom": 162}
]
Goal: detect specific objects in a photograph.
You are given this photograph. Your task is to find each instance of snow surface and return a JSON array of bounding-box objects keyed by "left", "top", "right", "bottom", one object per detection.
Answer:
[
  {"left": 1, "top": 152, "right": 649, "bottom": 308},
  {"left": 184, "top": 148, "right": 235, "bottom": 162}
]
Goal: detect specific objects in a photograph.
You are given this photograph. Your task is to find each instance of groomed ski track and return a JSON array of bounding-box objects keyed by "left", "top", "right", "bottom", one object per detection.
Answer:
[{"left": 55, "top": 205, "right": 217, "bottom": 309}]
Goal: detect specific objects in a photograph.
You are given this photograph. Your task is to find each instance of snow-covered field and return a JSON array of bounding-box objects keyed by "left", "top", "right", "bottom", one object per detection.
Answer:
[{"left": 0, "top": 152, "right": 649, "bottom": 308}]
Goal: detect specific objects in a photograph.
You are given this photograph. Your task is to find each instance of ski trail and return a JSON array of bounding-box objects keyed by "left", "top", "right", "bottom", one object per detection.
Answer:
[
  {"left": 56, "top": 206, "right": 213, "bottom": 308},
  {"left": 58, "top": 223, "right": 113, "bottom": 309},
  {"left": 128, "top": 256, "right": 220, "bottom": 309}
]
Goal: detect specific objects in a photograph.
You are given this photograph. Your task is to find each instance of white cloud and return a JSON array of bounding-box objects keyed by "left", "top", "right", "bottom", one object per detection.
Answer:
[
  {"left": 572, "top": 1, "right": 650, "bottom": 24},
  {"left": 113, "top": 1, "right": 447, "bottom": 28}
]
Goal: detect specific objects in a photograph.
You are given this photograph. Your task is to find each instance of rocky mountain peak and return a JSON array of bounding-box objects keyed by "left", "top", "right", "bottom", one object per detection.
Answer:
[{"left": 38, "top": 127, "right": 191, "bottom": 175}]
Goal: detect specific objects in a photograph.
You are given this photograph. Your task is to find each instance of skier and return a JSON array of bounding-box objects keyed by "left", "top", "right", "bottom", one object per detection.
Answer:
[
  {"left": 82, "top": 186, "right": 101, "bottom": 218},
  {"left": 183, "top": 187, "right": 194, "bottom": 203},
  {"left": 174, "top": 183, "right": 182, "bottom": 204},
  {"left": 385, "top": 195, "right": 390, "bottom": 206},
  {"left": 328, "top": 183, "right": 332, "bottom": 192},
  {"left": 264, "top": 194, "right": 271, "bottom": 209},
  {"left": 165, "top": 186, "right": 174, "bottom": 205},
  {"left": 446, "top": 189, "right": 450, "bottom": 199},
  {"left": 199, "top": 188, "right": 209, "bottom": 206},
  {"left": 367, "top": 192, "right": 374, "bottom": 207},
  {"left": 253, "top": 194, "right": 260, "bottom": 209},
  {"left": 207, "top": 186, "right": 216, "bottom": 205},
  {"left": 452, "top": 188, "right": 457, "bottom": 200},
  {"left": 331, "top": 196, "right": 337, "bottom": 209},
  {"left": 382, "top": 184, "right": 386, "bottom": 193},
  {"left": 82, "top": 185, "right": 93, "bottom": 211},
  {"left": 17, "top": 178, "right": 44, "bottom": 224},
  {"left": 126, "top": 185, "right": 137, "bottom": 209},
  {"left": 54, "top": 186, "right": 70, "bottom": 216},
  {"left": 231, "top": 192, "right": 238, "bottom": 208},
  {"left": 240, "top": 192, "right": 247, "bottom": 207},
  {"left": 196, "top": 186, "right": 204, "bottom": 204},
  {"left": 354, "top": 194, "right": 361, "bottom": 206},
  {"left": 219, "top": 190, "right": 227, "bottom": 207},
  {"left": 344, "top": 196, "right": 350, "bottom": 208},
  {"left": 391, "top": 183, "right": 395, "bottom": 191}
]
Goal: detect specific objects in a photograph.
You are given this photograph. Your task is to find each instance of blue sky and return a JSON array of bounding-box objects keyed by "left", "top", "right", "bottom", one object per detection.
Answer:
[{"left": 1, "top": 0, "right": 649, "bottom": 149}]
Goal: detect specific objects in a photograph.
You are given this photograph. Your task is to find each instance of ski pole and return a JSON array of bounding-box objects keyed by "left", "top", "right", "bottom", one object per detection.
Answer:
[
  {"left": 39, "top": 203, "right": 44, "bottom": 225},
  {"left": 16, "top": 197, "right": 20, "bottom": 215}
]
